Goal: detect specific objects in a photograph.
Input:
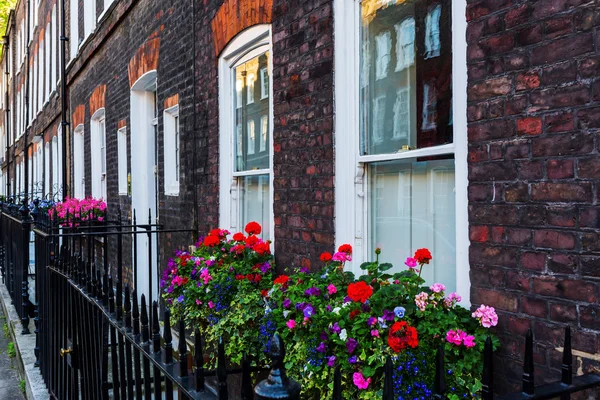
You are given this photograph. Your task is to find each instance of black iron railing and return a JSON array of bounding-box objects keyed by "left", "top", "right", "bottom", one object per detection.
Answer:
[{"left": 1, "top": 199, "right": 599, "bottom": 399}]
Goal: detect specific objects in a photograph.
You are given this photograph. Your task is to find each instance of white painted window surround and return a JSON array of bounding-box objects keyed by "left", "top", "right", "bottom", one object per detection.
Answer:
[
  {"left": 163, "top": 105, "right": 180, "bottom": 196},
  {"left": 84, "top": 0, "right": 97, "bottom": 39},
  {"left": 70, "top": 0, "right": 79, "bottom": 59},
  {"left": 44, "top": 142, "right": 50, "bottom": 196},
  {"left": 218, "top": 25, "right": 274, "bottom": 242},
  {"left": 118, "top": 127, "right": 128, "bottom": 195},
  {"left": 333, "top": 0, "right": 470, "bottom": 302},
  {"left": 73, "top": 125, "right": 85, "bottom": 199},
  {"left": 91, "top": 109, "right": 107, "bottom": 200}
]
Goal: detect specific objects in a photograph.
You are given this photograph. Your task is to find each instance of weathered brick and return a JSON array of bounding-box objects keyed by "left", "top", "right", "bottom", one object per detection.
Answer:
[
  {"left": 516, "top": 24, "right": 543, "bottom": 46},
  {"left": 577, "top": 158, "right": 600, "bottom": 179},
  {"left": 549, "top": 302, "right": 577, "bottom": 323},
  {"left": 533, "top": 230, "right": 576, "bottom": 250},
  {"left": 577, "top": 107, "right": 600, "bottom": 129},
  {"left": 548, "top": 253, "right": 578, "bottom": 274},
  {"left": 533, "top": 277, "right": 596, "bottom": 302},
  {"left": 516, "top": 71, "right": 540, "bottom": 91},
  {"left": 532, "top": 133, "right": 594, "bottom": 157},
  {"left": 580, "top": 207, "right": 600, "bottom": 229},
  {"left": 470, "top": 161, "right": 517, "bottom": 181},
  {"left": 546, "top": 159, "right": 574, "bottom": 179},
  {"left": 530, "top": 85, "right": 590, "bottom": 111},
  {"left": 473, "top": 288, "right": 519, "bottom": 312},
  {"left": 580, "top": 306, "right": 600, "bottom": 331},
  {"left": 531, "top": 182, "right": 592, "bottom": 202},
  {"left": 531, "top": 32, "right": 594, "bottom": 66},
  {"left": 581, "top": 256, "right": 600, "bottom": 278},
  {"left": 521, "top": 296, "right": 547, "bottom": 318},
  {"left": 470, "top": 225, "right": 490, "bottom": 243},
  {"left": 471, "top": 204, "right": 519, "bottom": 225},
  {"left": 505, "top": 4, "right": 531, "bottom": 28},
  {"left": 520, "top": 251, "right": 546, "bottom": 271},
  {"left": 541, "top": 61, "right": 578, "bottom": 85},
  {"left": 469, "top": 75, "right": 513, "bottom": 101},
  {"left": 504, "top": 182, "right": 529, "bottom": 202},
  {"left": 517, "top": 117, "right": 542, "bottom": 135},
  {"left": 544, "top": 111, "right": 574, "bottom": 133},
  {"left": 470, "top": 243, "right": 519, "bottom": 268},
  {"left": 468, "top": 119, "right": 515, "bottom": 142},
  {"left": 544, "top": 15, "right": 574, "bottom": 39},
  {"left": 582, "top": 232, "right": 600, "bottom": 252},
  {"left": 546, "top": 206, "right": 576, "bottom": 227},
  {"left": 517, "top": 160, "right": 544, "bottom": 180}
]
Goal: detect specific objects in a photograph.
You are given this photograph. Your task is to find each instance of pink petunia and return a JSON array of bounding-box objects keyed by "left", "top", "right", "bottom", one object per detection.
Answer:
[
  {"left": 352, "top": 372, "right": 372, "bottom": 390},
  {"left": 286, "top": 320, "right": 296, "bottom": 330},
  {"left": 327, "top": 284, "right": 337, "bottom": 295}
]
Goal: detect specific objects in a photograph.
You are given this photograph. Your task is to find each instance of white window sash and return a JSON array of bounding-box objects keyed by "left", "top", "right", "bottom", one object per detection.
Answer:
[
  {"left": 333, "top": 0, "right": 470, "bottom": 303},
  {"left": 218, "top": 25, "right": 273, "bottom": 241},
  {"left": 163, "top": 105, "right": 180, "bottom": 196},
  {"left": 117, "top": 127, "right": 128, "bottom": 195}
]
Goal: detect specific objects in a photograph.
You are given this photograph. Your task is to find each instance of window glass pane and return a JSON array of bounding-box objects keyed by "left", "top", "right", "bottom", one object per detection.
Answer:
[
  {"left": 234, "top": 51, "right": 270, "bottom": 172},
  {"left": 360, "top": 0, "right": 452, "bottom": 155},
  {"left": 240, "top": 174, "right": 270, "bottom": 240},
  {"left": 369, "top": 157, "right": 455, "bottom": 291}
]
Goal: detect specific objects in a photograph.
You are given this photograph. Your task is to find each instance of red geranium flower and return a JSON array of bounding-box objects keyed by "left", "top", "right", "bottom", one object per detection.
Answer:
[
  {"left": 261, "top": 289, "right": 269, "bottom": 297},
  {"left": 233, "top": 232, "right": 246, "bottom": 242},
  {"left": 253, "top": 242, "right": 271, "bottom": 255},
  {"left": 347, "top": 281, "right": 373, "bottom": 303},
  {"left": 245, "top": 221, "right": 262, "bottom": 236},
  {"left": 274, "top": 275, "right": 289, "bottom": 285},
  {"left": 388, "top": 321, "right": 419, "bottom": 352},
  {"left": 414, "top": 248, "right": 432, "bottom": 265},
  {"left": 235, "top": 274, "right": 245, "bottom": 280},
  {"left": 246, "top": 235, "right": 259, "bottom": 246},
  {"left": 349, "top": 310, "right": 361, "bottom": 320},
  {"left": 338, "top": 244, "right": 353, "bottom": 254},
  {"left": 203, "top": 235, "right": 220, "bottom": 247},
  {"left": 320, "top": 252, "right": 333, "bottom": 262},
  {"left": 254, "top": 275, "right": 262, "bottom": 283}
]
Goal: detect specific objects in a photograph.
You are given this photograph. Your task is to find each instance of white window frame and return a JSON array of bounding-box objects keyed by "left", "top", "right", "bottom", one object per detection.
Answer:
[
  {"left": 52, "top": 136, "right": 58, "bottom": 189},
  {"left": 218, "top": 24, "right": 274, "bottom": 241},
  {"left": 70, "top": 0, "right": 79, "bottom": 59},
  {"left": 45, "top": 24, "right": 51, "bottom": 101},
  {"left": 163, "top": 105, "right": 180, "bottom": 196},
  {"left": 260, "top": 67, "right": 268, "bottom": 100},
  {"left": 44, "top": 142, "right": 50, "bottom": 196},
  {"left": 91, "top": 109, "right": 107, "bottom": 199},
  {"left": 52, "top": 5, "right": 57, "bottom": 90},
  {"left": 333, "top": 0, "right": 470, "bottom": 301},
  {"left": 117, "top": 126, "right": 128, "bottom": 195},
  {"left": 83, "top": 0, "right": 97, "bottom": 40},
  {"left": 73, "top": 125, "right": 85, "bottom": 199}
]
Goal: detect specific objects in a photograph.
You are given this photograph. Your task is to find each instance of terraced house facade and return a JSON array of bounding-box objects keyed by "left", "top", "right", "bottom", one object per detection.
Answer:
[{"left": 0, "top": 0, "right": 598, "bottom": 392}]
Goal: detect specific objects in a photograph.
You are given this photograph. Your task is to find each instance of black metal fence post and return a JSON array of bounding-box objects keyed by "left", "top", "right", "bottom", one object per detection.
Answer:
[
  {"left": 254, "top": 333, "right": 301, "bottom": 400},
  {"left": 20, "top": 200, "right": 30, "bottom": 334},
  {"left": 482, "top": 336, "right": 494, "bottom": 400}
]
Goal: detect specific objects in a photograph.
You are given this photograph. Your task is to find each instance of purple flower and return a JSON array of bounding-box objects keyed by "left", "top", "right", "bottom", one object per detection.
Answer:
[
  {"left": 259, "top": 262, "right": 271, "bottom": 273},
  {"left": 295, "top": 302, "right": 305, "bottom": 311},
  {"left": 377, "top": 317, "right": 388, "bottom": 329},
  {"left": 327, "top": 356, "right": 336, "bottom": 367},
  {"left": 361, "top": 303, "right": 371, "bottom": 312},
  {"left": 167, "top": 285, "right": 174, "bottom": 294},
  {"left": 305, "top": 287, "right": 322, "bottom": 297},
  {"left": 344, "top": 296, "right": 352, "bottom": 304},
  {"left": 300, "top": 266, "right": 310, "bottom": 273},
  {"left": 346, "top": 338, "right": 358, "bottom": 354},
  {"left": 320, "top": 331, "right": 329, "bottom": 341},
  {"left": 330, "top": 322, "right": 341, "bottom": 334},
  {"left": 348, "top": 356, "right": 357, "bottom": 364},
  {"left": 326, "top": 305, "right": 332, "bottom": 312},
  {"left": 316, "top": 342, "right": 327, "bottom": 353},
  {"left": 383, "top": 309, "right": 395, "bottom": 321},
  {"left": 160, "top": 279, "right": 166, "bottom": 288},
  {"left": 283, "top": 298, "right": 291, "bottom": 308},
  {"left": 303, "top": 305, "right": 315, "bottom": 318},
  {"left": 177, "top": 295, "right": 184, "bottom": 303},
  {"left": 367, "top": 317, "right": 377, "bottom": 326}
]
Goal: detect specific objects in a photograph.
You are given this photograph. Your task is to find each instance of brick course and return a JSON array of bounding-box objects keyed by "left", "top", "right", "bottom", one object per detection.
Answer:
[{"left": 467, "top": 0, "right": 600, "bottom": 391}]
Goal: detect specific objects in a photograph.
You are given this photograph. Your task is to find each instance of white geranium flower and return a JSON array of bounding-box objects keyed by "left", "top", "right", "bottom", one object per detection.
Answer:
[
  {"left": 332, "top": 307, "right": 341, "bottom": 315},
  {"left": 339, "top": 329, "right": 347, "bottom": 341}
]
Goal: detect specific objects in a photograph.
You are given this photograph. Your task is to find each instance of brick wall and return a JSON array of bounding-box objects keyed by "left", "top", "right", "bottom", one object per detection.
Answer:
[
  {"left": 67, "top": 0, "right": 196, "bottom": 283},
  {"left": 466, "top": 0, "right": 600, "bottom": 391},
  {"left": 195, "top": 0, "right": 335, "bottom": 271}
]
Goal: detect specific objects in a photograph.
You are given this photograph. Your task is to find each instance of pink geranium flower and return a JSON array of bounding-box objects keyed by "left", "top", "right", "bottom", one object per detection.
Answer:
[
  {"left": 430, "top": 283, "right": 446, "bottom": 293},
  {"left": 463, "top": 335, "right": 476, "bottom": 348},
  {"left": 405, "top": 257, "right": 417, "bottom": 269},
  {"left": 472, "top": 305, "right": 499, "bottom": 328},
  {"left": 286, "top": 320, "right": 296, "bottom": 330},
  {"left": 327, "top": 284, "right": 337, "bottom": 295}
]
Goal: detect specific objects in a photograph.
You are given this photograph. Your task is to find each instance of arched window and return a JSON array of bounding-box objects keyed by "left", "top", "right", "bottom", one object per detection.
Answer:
[{"left": 218, "top": 25, "right": 273, "bottom": 241}]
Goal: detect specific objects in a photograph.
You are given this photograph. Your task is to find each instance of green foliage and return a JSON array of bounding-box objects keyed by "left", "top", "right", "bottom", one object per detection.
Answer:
[
  {"left": 18, "top": 379, "right": 25, "bottom": 394},
  {"left": 164, "top": 226, "right": 499, "bottom": 398},
  {"left": 7, "top": 341, "right": 15, "bottom": 358},
  {"left": 3, "top": 322, "right": 9, "bottom": 338},
  {"left": 0, "top": 0, "right": 17, "bottom": 57}
]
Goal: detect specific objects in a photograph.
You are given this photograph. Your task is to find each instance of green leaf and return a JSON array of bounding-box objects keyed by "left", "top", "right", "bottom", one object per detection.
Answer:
[
  {"left": 379, "top": 263, "right": 393, "bottom": 271},
  {"left": 360, "top": 262, "right": 371, "bottom": 270}
]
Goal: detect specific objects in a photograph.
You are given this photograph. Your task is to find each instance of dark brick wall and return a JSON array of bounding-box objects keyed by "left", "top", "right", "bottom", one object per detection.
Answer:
[
  {"left": 67, "top": 0, "right": 196, "bottom": 284},
  {"left": 195, "top": 0, "right": 335, "bottom": 271},
  {"left": 466, "top": 0, "right": 600, "bottom": 391}
]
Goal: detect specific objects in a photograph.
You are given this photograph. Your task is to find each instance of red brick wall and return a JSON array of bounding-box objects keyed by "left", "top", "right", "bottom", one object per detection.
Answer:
[{"left": 467, "top": 0, "right": 600, "bottom": 391}]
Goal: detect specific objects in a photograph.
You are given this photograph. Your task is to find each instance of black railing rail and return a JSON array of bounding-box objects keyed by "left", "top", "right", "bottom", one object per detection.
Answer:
[{"left": 1, "top": 200, "right": 599, "bottom": 399}]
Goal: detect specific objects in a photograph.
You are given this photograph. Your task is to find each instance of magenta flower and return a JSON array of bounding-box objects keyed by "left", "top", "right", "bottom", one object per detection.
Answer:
[
  {"left": 463, "top": 335, "right": 476, "bottom": 348},
  {"left": 405, "top": 257, "right": 417, "bottom": 269},
  {"left": 352, "top": 372, "right": 371, "bottom": 390},
  {"left": 286, "top": 320, "right": 296, "bottom": 330},
  {"left": 327, "top": 356, "right": 336, "bottom": 367},
  {"left": 327, "top": 284, "right": 337, "bottom": 295},
  {"left": 446, "top": 329, "right": 465, "bottom": 346},
  {"left": 370, "top": 329, "right": 379, "bottom": 337}
]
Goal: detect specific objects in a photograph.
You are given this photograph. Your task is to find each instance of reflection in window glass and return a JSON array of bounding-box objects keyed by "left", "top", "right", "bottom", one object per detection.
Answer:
[
  {"left": 360, "top": 0, "right": 452, "bottom": 155},
  {"left": 369, "top": 158, "right": 456, "bottom": 290},
  {"left": 260, "top": 68, "right": 269, "bottom": 99},
  {"left": 234, "top": 52, "right": 270, "bottom": 171},
  {"left": 260, "top": 115, "right": 268, "bottom": 152},
  {"left": 240, "top": 175, "right": 271, "bottom": 240}
]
